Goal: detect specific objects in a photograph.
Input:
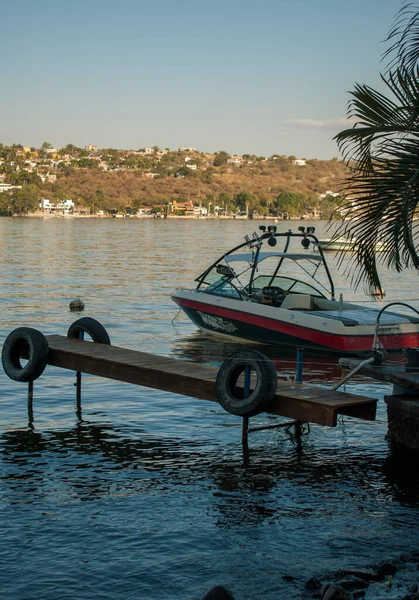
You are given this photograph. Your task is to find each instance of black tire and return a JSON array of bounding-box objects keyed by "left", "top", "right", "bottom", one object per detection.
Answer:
[
  {"left": 2, "top": 327, "right": 49, "bottom": 382},
  {"left": 67, "top": 317, "right": 111, "bottom": 345},
  {"left": 216, "top": 349, "right": 277, "bottom": 417}
]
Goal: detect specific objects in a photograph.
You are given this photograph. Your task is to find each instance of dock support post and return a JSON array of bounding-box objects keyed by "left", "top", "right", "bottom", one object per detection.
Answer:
[
  {"left": 242, "top": 415, "right": 249, "bottom": 464},
  {"left": 294, "top": 348, "right": 304, "bottom": 438},
  {"left": 28, "top": 380, "right": 34, "bottom": 403},
  {"left": 74, "top": 331, "right": 84, "bottom": 419},
  {"left": 28, "top": 381, "right": 34, "bottom": 425},
  {"left": 242, "top": 416, "right": 249, "bottom": 445},
  {"left": 296, "top": 348, "right": 304, "bottom": 383},
  {"left": 75, "top": 372, "right": 82, "bottom": 419},
  {"left": 241, "top": 365, "right": 251, "bottom": 451}
]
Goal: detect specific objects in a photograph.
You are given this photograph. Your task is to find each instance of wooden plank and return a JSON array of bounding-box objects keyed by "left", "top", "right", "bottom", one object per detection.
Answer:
[{"left": 45, "top": 335, "right": 377, "bottom": 427}]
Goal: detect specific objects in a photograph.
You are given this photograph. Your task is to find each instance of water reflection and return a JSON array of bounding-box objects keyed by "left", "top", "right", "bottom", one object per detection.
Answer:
[
  {"left": 2, "top": 421, "right": 418, "bottom": 514},
  {"left": 172, "top": 331, "right": 352, "bottom": 383},
  {"left": 1, "top": 218, "right": 419, "bottom": 600}
]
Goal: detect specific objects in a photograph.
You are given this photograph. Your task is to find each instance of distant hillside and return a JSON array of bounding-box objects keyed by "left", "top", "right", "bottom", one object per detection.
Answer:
[
  {"left": 0, "top": 143, "right": 350, "bottom": 217},
  {"left": 45, "top": 157, "right": 348, "bottom": 215}
]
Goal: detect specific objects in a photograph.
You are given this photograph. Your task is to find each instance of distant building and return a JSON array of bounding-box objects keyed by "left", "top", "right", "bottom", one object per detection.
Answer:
[
  {"left": 38, "top": 173, "right": 57, "bottom": 183},
  {"left": 293, "top": 159, "right": 307, "bottom": 166},
  {"left": 186, "top": 163, "right": 197, "bottom": 171},
  {"left": 227, "top": 156, "right": 243, "bottom": 166},
  {"left": 171, "top": 200, "right": 194, "bottom": 214},
  {"left": 60, "top": 199, "right": 75, "bottom": 213},
  {"left": 178, "top": 147, "right": 196, "bottom": 153},
  {"left": 193, "top": 205, "right": 208, "bottom": 217},
  {"left": 39, "top": 199, "right": 55, "bottom": 211},
  {"left": 0, "top": 183, "right": 22, "bottom": 192},
  {"left": 19, "top": 148, "right": 38, "bottom": 159},
  {"left": 39, "top": 198, "right": 74, "bottom": 214},
  {"left": 85, "top": 145, "right": 98, "bottom": 152},
  {"left": 320, "top": 190, "right": 340, "bottom": 198}
]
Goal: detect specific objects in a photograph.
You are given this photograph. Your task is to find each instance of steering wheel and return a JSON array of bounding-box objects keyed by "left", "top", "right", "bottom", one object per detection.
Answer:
[{"left": 260, "top": 286, "right": 285, "bottom": 307}]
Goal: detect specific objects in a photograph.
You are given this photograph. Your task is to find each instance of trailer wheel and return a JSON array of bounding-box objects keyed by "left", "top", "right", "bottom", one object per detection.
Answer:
[
  {"left": 2, "top": 327, "right": 49, "bottom": 382},
  {"left": 216, "top": 349, "right": 277, "bottom": 416},
  {"left": 67, "top": 317, "right": 111, "bottom": 345}
]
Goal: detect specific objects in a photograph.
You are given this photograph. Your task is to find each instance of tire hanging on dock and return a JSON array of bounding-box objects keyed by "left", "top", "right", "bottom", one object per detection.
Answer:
[
  {"left": 216, "top": 349, "right": 278, "bottom": 417},
  {"left": 2, "top": 327, "right": 49, "bottom": 382},
  {"left": 67, "top": 317, "right": 111, "bottom": 345}
]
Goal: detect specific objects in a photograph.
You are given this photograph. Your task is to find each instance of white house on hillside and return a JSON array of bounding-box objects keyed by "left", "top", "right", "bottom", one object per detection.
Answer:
[
  {"left": 179, "top": 147, "right": 196, "bottom": 153},
  {"left": 0, "top": 183, "right": 22, "bottom": 192},
  {"left": 320, "top": 190, "right": 340, "bottom": 199},
  {"left": 39, "top": 198, "right": 74, "bottom": 214},
  {"left": 227, "top": 156, "right": 243, "bottom": 166}
]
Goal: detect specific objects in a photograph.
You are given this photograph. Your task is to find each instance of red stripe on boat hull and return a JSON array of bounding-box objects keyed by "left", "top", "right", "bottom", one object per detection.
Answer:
[{"left": 173, "top": 295, "right": 419, "bottom": 353}]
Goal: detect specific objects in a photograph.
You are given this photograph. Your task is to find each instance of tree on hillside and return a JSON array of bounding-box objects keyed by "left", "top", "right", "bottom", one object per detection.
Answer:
[
  {"left": 217, "top": 192, "right": 233, "bottom": 212},
  {"left": 60, "top": 144, "right": 83, "bottom": 157},
  {"left": 334, "top": 1, "right": 419, "bottom": 292},
  {"left": 9, "top": 185, "right": 40, "bottom": 215},
  {"left": 9, "top": 169, "right": 41, "bottom": 186},
  {"left": 274, "top": 192, "right": 303, "bottom": 217},
  {"left": 213, "top": 151, "right": 229, "bottom": 166},
  {"left": 0, "top": 192, "right": 11, "bottom": 215},
  {"left": 233, "top": 192, "right": 254, "bottom": 212},
  {"left": 175, "top": 166, "right": 197, "bottom": 178}
]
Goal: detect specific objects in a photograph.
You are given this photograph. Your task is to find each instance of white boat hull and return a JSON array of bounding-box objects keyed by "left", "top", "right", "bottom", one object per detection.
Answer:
[{"left": 172, "top": 289, "right": 419, "bottom": 355}]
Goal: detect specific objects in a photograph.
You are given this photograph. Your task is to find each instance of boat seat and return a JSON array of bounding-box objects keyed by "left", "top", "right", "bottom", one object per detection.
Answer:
[
  {"left": 310, "top": 308, "right": 419, "bottom": 326},
  {"left": 281, "top": 293, "right": 313, "bottom": 311},
  {"left": 309, "top": 310, "right": 359, "bottom": 326}
]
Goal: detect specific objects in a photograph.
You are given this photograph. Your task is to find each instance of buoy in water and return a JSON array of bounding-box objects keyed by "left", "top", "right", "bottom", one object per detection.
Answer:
[{"left": 69, "top": 298, "right": 85, "bottom": 312}]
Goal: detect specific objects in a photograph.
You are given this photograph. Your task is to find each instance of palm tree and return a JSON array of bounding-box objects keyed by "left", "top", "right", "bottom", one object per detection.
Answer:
[{"left": 333, "top": 1, "right": 419, "bottom": 293}]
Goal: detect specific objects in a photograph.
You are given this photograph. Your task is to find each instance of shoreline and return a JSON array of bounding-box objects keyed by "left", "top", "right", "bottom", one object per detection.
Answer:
[
  {"left": 4, "top": 212, "right": 322, "bottom": 221},
  {"left": 300, "top": 551, "right": 419, "bottom": 600}
]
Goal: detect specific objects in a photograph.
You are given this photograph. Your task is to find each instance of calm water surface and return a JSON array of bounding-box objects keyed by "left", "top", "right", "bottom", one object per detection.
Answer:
[{"left": 1, "top": 218, "right": 419, "bottom": 600}]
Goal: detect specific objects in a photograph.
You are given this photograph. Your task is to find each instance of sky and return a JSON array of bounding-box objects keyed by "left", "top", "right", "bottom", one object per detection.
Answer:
[{"left": 0, "top": 0, "right": 405, "bottom": 159}]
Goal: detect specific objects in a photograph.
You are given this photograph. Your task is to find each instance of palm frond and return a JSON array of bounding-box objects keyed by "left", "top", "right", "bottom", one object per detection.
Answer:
[
  {"left": 333, "top": 67, "right": 419, "bottom": 292},
  {"left": 384, "top": 1, "right": 419, "bottom": 73}
]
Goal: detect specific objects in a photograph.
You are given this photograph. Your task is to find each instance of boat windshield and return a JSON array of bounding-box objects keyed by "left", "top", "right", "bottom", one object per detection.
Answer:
[
  {"left": 251, "top": 275, "right": 325, "bottom": 297},
  {"left": 196, "top": 231, "right": 334, "bottom": 300},
  {"left": 204, "top": 279, "right": 245, "bottom": 299}
]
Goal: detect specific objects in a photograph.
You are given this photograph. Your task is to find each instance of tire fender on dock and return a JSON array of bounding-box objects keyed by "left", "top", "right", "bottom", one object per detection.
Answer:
[
  {"left": 216, "top": 349, "right": 278, "bottom": 417},
  {"left": 67, "top": 317, "right": 111, "bottom": 345},
  {"left": 2, "top": 327, "right": 49, "bottom": 382}
]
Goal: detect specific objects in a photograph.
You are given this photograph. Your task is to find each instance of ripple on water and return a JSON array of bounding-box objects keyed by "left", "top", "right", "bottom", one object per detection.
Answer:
[{"left": 1, "top": 218, "right": 419, "bottom": 600}]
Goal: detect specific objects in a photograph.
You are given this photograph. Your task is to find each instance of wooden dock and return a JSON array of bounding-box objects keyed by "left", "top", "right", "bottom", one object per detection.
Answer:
[{"left": 45, "top": 335, "right": 377, "bottom": 427}]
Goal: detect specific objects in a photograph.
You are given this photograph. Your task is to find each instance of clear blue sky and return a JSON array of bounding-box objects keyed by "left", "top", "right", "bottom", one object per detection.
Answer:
[{"left": 0, "top": 0, "right": 403, "bottom": 159}]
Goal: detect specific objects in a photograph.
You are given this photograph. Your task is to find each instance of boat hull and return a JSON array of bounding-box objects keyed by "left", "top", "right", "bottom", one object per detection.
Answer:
[{"left": 172, "top": 290, "right": 419, "bottom": 355}]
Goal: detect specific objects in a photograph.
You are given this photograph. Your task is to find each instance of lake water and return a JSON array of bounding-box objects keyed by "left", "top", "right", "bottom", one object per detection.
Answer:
[{"left": 1, "top": 217, "right": 419, "bottom": 600}]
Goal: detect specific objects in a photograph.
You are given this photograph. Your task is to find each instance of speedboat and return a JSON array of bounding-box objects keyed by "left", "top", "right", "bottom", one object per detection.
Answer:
[{"left": 171, "top": 226, "right": 419, "bottom": 355}]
